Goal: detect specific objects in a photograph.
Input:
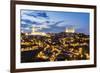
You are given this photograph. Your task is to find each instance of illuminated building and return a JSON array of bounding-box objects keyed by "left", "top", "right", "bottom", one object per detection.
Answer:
[
  {"left": 65, "top": 27, "right": 75, "bottom": 33},
  {"left": 30, "top": 27, "right": 47, "bottom": 36}
]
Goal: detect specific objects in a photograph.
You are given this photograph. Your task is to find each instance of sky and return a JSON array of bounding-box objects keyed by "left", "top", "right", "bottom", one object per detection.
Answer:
[{"left": 21, "top": 9, "right": 90, "bottom": 35}]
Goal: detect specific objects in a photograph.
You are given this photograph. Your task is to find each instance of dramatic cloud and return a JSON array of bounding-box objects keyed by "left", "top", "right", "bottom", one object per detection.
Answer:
[
  {"left": 20, "top": 10, "right": 89, "bottom": 34},
  {"left": 21, "top": 10, "right": 51, "bottom": 32},
  {"left": 21, "top": 10, "right": 64, "bottom": 32}
]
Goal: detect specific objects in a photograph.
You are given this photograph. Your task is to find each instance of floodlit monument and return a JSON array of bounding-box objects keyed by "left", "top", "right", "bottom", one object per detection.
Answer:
[
  {"left": 31, "top": 27, "right": 47, "bottom": 36},
  {"left": 65, "top": 27, "right": 75, "bottom": 33}
]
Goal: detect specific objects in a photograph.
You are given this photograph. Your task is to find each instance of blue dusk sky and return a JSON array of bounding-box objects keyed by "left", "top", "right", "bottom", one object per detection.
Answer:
[{"left": 21, "top": 9, "right": 90, "bottom": 35}]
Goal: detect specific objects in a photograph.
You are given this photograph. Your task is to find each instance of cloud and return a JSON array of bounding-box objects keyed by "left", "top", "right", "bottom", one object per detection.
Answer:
[
  {"left": 36, "top": 12, "right": 49, "bottom": 18},
  {"left": 21, "top": 10, "right": 35, "bottom": 16},
  {"left": 21, "top": 27, "right": 32, "bottom": 33},
  {"left": 21, "top": 21, "right": 27, "bottom": 25},
  {"left": 53, "top": 21, "right": 64, "bottom": 25},
  {"left": 55, "top": 21, "right": 80, "bottom": 29},
  {"left": 21, "top": 14, "right": 47, "bottom": 23},
  {"left": 21, "top": 10, "right": 54, "bottom": 32},
  {"left": 24, "top": 10, "right": 49, "bottom": 18},
  {"left": 21, "top": 19, "right": 33, "bottom": 24},
  {"left": 55, "top": 21, "right": 68, "bottom": 27},
  {"left": 21, "top": 10, "right": 49, "bottom": 19},
  {"left": 31, "top": 23, "right": 50, "bottom": 31},
  {"left": 21, "top": 10, "right": 77, "bottom": 33}
]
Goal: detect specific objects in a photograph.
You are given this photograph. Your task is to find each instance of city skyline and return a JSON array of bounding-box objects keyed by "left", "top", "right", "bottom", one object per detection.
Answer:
[{"left": 21, "top": 9, "right": 90, "bottom": 35}]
